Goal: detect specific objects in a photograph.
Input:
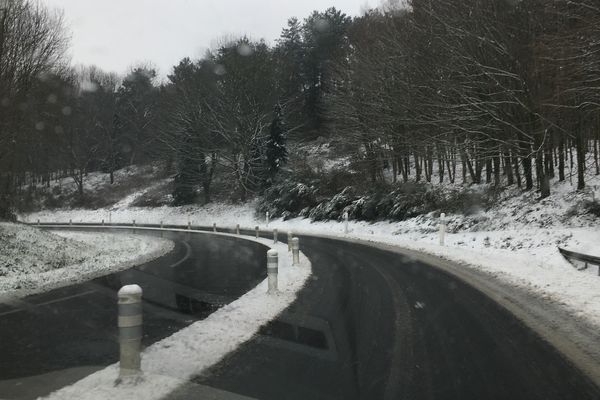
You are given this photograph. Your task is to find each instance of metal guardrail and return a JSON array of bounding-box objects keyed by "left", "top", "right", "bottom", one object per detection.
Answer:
[{"left": 558, "top": 247, "right": 600, "bottom": 274}]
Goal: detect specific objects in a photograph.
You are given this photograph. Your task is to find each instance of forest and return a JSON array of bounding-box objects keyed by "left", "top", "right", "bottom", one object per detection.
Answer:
[{"left": 1, "top": 0, "right": 600, "bottom": 220}]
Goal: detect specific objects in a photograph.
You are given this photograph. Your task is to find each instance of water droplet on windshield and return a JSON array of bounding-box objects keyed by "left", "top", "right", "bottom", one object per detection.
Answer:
[{"left": 237, "top": 43, "right": 253, "bottom": 57}]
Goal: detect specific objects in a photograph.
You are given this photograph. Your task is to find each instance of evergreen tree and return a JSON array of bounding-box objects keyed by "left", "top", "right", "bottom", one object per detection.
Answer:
[
  {"left": 265, "top": 104, "right": 288, "bottom": 185},
  {"left": 172, "top": 137, "right": 199, "bottom": 206}
]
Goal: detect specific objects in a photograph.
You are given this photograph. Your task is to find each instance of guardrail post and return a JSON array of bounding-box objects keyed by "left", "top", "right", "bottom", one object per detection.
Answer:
[
  {"left": 439, "top": 213, "right": 446, "bottom": 246},
  {"left": 267, "top": 249, "right": 278, "bottom": 294},
  {"left": 266, "top": 212, "right": 270, "bottom": 227},
  {"left": 287, "top": 230, "right": 293, "bottom": 252},
  {"left": 37, "top": 219, "right": 40, "bottom": 226},
  {"left": 291, "top": 237, "right": 300, "bottom": 266},
  {"left": 117, "top": 285, "right": 143, "bottom": 381},
  {"left": 160, "top": 221, "right": 163, "bottom": 229},
  {"left": 69, "top": 219, "right": 72, "bottom": 226},
  {"left": 102, "top": 219, "right": 104, "bottom": 226},
  {"left": 213, "top": 223, "right": 217, "bottom": 232},
  {"left": 273, "top": 229, "right": 278, "bottom": 244},
  {"left": 255, "top": 226, "right": 259, "bottom": 238},
  {"left": 187, "top": 221, "right": 191, "bottom": 230},
  {"left": 343, "top": 211, "right": 349, "bottom": 234},
  {"left": 108, "top": 211, "right": 112, "bottom": 225},
  {"left": 236, "top": 224, "right": 240, "bottom": 235}
]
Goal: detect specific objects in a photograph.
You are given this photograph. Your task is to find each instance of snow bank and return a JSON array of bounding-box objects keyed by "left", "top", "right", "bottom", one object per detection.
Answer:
[
  {"left": 42, "top": 230, "right": 311, "bottom": 400},
  {"left": 0, "top": 223, "right": 174, "bottom": 299}
]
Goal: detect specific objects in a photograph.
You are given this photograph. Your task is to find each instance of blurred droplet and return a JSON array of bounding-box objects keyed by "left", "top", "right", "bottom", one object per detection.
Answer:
[
  {"left": 1, "top": 98, "right": 9, "bottom": 107},
  {"left": 213, "top": 64, "right": 226, "bottom": 76},
  {"left": 62, "top": 106, "right": 72, "bottom": 116},
  {"left": 35, "top": 121, "right": 45, "bottom": 131},
  {"left": 315, "top": 18, "right": 330, "bottom": 32},
  {"left": 80, "top": 80, "right": 98, "bottom": 93},
  {"left": 237, "top": 43, "right": 253, "bottom": 57},
  {"left": 54, "top": 125, "right": 63, "bottom": 134},
  {"left": 121, "top": 143, "right": 132, "bottom": 153},
  {"left": 47, "top": 94, "right": 57, "bottom": 104}
]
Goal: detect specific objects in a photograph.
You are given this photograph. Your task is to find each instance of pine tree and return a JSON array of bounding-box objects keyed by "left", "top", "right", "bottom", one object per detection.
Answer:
[
  {"left": 172, "top": 138, "right": 199, "bottom": 205},
  {"left": 265, "top": 104, "right": 288, "bottom": 185}
]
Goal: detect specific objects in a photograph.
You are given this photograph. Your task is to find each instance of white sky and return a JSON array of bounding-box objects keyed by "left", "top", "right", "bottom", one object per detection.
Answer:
[{"left": 43, "top": 0, "right": 373, "bottom": 78}]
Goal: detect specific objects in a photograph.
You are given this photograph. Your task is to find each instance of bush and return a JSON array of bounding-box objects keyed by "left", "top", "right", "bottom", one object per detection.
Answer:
[
  {"left": 257, "top": 175, "right": 497, "bottom": 223},
  {"left": 257, "top": 179, "right": 319, "bottom": 220}
]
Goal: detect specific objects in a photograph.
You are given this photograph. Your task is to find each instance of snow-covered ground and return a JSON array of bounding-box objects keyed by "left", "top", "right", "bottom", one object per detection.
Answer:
[
  {"left": 0, "top": 223, "right": 174, "bottom": 299},
  {"left": 42, "top": 230, "right": 311, "bottom": 400}
]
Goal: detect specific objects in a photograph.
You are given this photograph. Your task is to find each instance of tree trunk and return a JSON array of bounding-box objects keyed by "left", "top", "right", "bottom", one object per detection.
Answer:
[
  {"left": 536, "top": 150, "right": 550, "bottom": 198},
  {"left": 576, "top": 128, "right": 586, "bottom": 190},
  {"left": 523, "top": 155, "right": 533, "bottom": 190},
  {"left": 486, "top": 158, "right": 493, "bottom": 184},
  {"left": 504, "top": 151, "right": 514, "bottom": 186},
  {"left": 493, "top": 155, "right": 501, "bottom": 187},
  {"left": 558, "top": 137, "right": 565, "bottom": 181}
]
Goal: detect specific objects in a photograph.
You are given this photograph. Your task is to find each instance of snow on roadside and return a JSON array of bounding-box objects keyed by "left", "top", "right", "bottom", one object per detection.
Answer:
[
  {"left": 23, "top": 201, "right": 600, "bottom": 330},
  {"left": 22, "top": 201, "right": 258, "bottom": 228},
  {"left": 42, "top": 230, "right": 311, "bottom": 400},
  {"left": 0, "top": 223, "right": 174, "bottom": 299}
]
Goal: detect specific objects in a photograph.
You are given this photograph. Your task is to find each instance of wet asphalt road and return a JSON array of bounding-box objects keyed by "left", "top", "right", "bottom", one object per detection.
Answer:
[
  {"left": 1, "top": 226, "right": 599, "bottom": 400},
  {"left": 173, "top": 233, "right": 600, "bottom": 400},
  {"left": 0, "top": 228, "right": 266, "bottom": 399}
]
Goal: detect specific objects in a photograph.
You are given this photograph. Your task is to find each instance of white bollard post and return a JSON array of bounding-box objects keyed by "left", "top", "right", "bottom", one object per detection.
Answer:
[
  {"left": 69, "top": 219, "right": 72, "bottom": 226},
  {"left": 102, "top": 219, "right": 104, "bottom": 226},
  {"left": 287, "top": 230, "right": 293, "bottom": 252},
  {"left": 132, "top": 219, "right": 136, "bottom": 227},
  {"left": 108, "top": 212, "right": 112, "bottom": 225},
  {"left": 37, "top": 219, "right": 40, "bottom": 226},
  {"left": 439, "top": 212, "right": 446, "bottom": 246},
  {"left": 236, "top": 224, "right": 240, "bottom": 235},
  {"left": 255, "top": 226, "right": 259, "bottom": 238},
  {"left": 188, "top": 221, "right": 191, "bottom": 230},
  {"left": 267, "top": 249, "right": 278, "bottom": 294},
  {"left": 266, "top": 211, "right": 270, "bottom": 227},
  {"left": 291, "top": 237, "right": 300, "bottom": 266},
  {"left": 160, "top": 221, "right": 163, "bottom": 229},
  {"left": 213, "top": 223, "right": 217, "bottom": 232},
  {"left": 343, "top": 211, "right": 349, "bottom": 234},
  {"left": 117, "top": 285, "right": 143, "bottom": 381},
  {"left": 273, "top": 228, "right": 278, "bottom": 244}
]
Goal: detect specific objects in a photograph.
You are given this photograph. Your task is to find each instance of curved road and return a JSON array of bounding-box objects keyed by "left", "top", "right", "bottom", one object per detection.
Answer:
[
  {"left": 0, "top": 228, "right": 267, "bottom": 399},
  {"left": 1, "top": 225, "right": 599, "bottom": 400},
  {"left": 173, "top": 232, "right": 600, "bottom": 400}
]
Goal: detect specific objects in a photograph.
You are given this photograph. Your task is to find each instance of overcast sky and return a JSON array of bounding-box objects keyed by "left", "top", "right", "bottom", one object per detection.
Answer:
[{"left": 43, "top": 0, "right": 373, "bottom": 78}]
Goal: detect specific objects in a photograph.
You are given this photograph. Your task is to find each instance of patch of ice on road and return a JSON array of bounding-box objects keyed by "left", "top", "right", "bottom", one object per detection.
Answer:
[{"left": 0, "top": 223, "right": 174, "bottom": 299}]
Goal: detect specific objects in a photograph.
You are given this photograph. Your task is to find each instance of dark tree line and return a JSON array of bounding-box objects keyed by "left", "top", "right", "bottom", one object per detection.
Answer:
[
  {"left": 2, "top": 0, "right": 600, "bottom": 217},
  {"left": 329, "top": 0, "right": 600, "bottom": 198}
]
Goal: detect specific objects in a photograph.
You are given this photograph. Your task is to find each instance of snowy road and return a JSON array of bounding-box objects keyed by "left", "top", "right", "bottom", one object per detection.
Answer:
[{"left": 0, "top": 229, "right": 267, "bottom": 399}]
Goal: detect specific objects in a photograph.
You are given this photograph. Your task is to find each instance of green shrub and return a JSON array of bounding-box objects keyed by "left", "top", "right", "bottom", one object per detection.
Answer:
[{"left": 257, "top": 179, "right": 319, "bottom": 219}]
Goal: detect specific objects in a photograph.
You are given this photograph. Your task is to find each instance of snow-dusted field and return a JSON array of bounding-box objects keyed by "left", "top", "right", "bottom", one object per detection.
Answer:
[
  {"left": 0, "top": 223, "right": 174, "bottom": 299},
  {"left": 42, "top": 231, "right": 311, "bottom": 400}
]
